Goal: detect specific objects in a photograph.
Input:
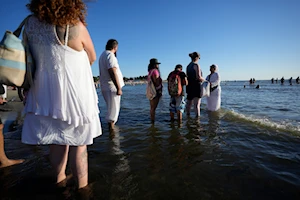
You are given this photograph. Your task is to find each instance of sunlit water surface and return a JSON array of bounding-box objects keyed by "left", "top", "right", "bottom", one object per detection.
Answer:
[{"left": 1, "top": 81, "right": 300, "bottom": 199}]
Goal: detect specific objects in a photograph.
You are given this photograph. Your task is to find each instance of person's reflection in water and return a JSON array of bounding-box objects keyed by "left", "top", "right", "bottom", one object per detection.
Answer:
[
  {"left": 185, "top": 116, "right": 203, "bottom": 143},
  {"left": 207, "top": 111, "right": 221, "bottom": 136},
  {"left": 166, "top": 119, "right": 205, "bottom": 197},
  {"left": 206, "top": 110, "right": 223, "bottom": 148},
  {"left": 109, "top": 126, "right": 134, "bottom": 199},
  {"left": 147, "top": 126, "right": 164, "bottom": 173},
  {"left": 168, "top": 123, "right": 190, "bottom": 172},
  {"left": 142, "top": 125, "right": 165, "bottom": 199}
]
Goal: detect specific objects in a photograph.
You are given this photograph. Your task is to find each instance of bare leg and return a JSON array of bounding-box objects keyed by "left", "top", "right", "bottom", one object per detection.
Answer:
[
  {"left": 150, "top": 97, "right": 160, "bottom": 124},
  {"left": 108, "top": 121, "right": 115, "bottom": 139},
  {"left": 69, "top": 145, "right": 88, "bottom": 189},
  {"left": 193, "top": 97, "right": 201, "bottom": 117},
  {"left": 0, "top": 97, "right": 7, "bottom": 104},
  {"left": 186, "top": 99, "right": 192, "bottom": 116},
  {"left": 177, "top": 110, "right": 182, "bottom": 122},
  {"left": 0, "top": 124, "right": 24, "bottom": 168},
  {"left": 108, "top": 121, "right": 115, "bottom": 131},
  {"left": 49, "top": 145, "right": 69, "bottom": 184},
  {"left": 170, "top": 112, "right": 175, "bottom": 121}
]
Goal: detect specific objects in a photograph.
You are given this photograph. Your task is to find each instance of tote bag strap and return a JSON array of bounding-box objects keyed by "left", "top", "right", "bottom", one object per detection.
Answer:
[
  {"left": 65, "top": 25, "right": 69, "bottom": 46},
  {"left": 13, "top": 14, "right": 33, "bottom": 37},
  {"left": 149, "top": 69, "right": 156, "bottom": 83}
]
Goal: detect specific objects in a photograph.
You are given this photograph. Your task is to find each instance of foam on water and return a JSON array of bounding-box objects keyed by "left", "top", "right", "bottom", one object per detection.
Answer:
[{"left": 226, "top": 109, "right": 300, "bottom": 135}]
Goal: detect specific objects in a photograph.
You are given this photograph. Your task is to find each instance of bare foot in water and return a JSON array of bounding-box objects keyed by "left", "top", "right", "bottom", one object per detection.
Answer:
[
  {"left": 56, "top": 174, "right": 74, "bottom": 188},
  {"left": 0, "top": 158, "right": 24, "bottom": 168},
  {"left": 77, "top": 184, "right": 94, "bottom": 199}
]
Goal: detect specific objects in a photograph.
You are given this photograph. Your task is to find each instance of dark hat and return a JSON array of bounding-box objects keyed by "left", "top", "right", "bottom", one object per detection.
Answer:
[
  {"left": 175, "top": 64, "right": 183, "bottom": 70},
  {"left": 149, "top": 58, "right": 161, "bottom": 65},
  {"left": 189, "top": 52, "right": 200, "bottom": 58}
]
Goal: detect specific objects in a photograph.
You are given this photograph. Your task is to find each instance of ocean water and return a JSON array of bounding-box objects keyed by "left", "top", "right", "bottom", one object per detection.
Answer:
[{"left": 0, "top": 80, "right": 300, "bottom": 199}]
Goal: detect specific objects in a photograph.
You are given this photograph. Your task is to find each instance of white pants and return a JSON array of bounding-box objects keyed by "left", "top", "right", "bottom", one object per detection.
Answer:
[{"left": 101, "top": 90, "right": 121, "bottom": 124}]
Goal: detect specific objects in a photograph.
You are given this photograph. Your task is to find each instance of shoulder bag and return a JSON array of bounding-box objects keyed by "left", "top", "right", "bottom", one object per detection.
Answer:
[
  {"left": 0, "top": 15, "right": 34, "bottom": 89},
  {"left": 146, "top": 70, "right": 157, "bottom": 100}
]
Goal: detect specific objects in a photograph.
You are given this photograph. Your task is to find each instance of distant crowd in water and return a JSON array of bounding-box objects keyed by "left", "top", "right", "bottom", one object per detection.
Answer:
[
  {"left": 271, "top": 76, "right": 300, "bottom": 85},
  {"left": 244, "top": 76, "right": 300, "bottom": 89},
  {"left": 248, "top": 77, "right": 300, "bottom": 85},
  {"left": 247, "top": 78, "right": 260, "bottom": 89}
]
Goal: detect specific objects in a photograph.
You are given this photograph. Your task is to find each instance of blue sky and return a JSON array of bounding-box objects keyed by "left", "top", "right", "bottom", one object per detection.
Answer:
[{"left": 0, "top": 0, "right": 299, "bottom": 81}]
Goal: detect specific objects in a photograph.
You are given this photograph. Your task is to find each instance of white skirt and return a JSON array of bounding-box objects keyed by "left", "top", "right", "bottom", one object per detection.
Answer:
[
  {"left": 22, "top": 113, "right": 102, "bottom": 146},
  {"left": 206, "top": 87, "right": 221, "bottom": 111}
]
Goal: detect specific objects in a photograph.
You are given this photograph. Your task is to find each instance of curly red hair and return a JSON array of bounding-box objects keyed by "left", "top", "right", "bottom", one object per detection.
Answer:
[{"left": 27, "top": 0, "right": 87, "bottom": 26}]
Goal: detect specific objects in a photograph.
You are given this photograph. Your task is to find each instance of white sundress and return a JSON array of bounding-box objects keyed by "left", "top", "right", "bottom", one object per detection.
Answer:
[
  {"left": 21, "top": 16, "right": 102, "bottom": 146},
  {"left": 206, "top": 72, "right": 221, "bottom": 111}
]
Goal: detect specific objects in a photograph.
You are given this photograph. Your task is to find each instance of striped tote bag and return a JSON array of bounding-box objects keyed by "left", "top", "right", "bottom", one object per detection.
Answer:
[{"left": 0, "top": 15, "right": 33, "bottom": 88}]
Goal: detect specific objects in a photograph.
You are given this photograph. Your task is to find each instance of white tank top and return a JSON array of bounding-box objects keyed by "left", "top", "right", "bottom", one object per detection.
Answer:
[{"left": 23, "top": 16, "right": 99, "bottom": 127}]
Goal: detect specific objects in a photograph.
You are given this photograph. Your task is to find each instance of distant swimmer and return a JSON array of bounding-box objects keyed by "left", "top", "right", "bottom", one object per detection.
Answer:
[
  {"left": 296, "top": 76, "right": 300, "bottom": 84},
  {"left": 289, "top": 77, "right": 292, "bottom": 85},
  {"left": 281, "top": 77, "right": 284, "bottom": 84},
  {"left": 256, "top": 85, "right": 260, "bottom": 89},
  {"left": 271, "top": 78, "right": 274, "bottom": 84}
]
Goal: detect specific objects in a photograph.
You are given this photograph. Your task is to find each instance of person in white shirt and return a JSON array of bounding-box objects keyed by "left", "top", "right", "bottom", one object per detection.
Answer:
[
  {"left": 99, "top": 39, "right": 124, "bottom": 131},
  {"left": 206, "top": 64, "right": 221, "bottom": 111}
]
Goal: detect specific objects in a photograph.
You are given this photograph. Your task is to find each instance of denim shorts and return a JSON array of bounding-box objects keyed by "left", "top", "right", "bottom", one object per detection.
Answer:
[{"left": 169, "top": 96, "right": 186, "bottom": 113}]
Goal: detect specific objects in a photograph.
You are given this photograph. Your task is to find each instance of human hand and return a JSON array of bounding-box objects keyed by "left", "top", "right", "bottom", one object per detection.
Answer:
[
  {"left": 200, "top": 77, "right": 205, "bottom": 82},
  {"left": 116, "top": 89, "right": 122, "bottom": 96},
  {"left": 157, "top": 90, "right": 162, "bottom": 98}
]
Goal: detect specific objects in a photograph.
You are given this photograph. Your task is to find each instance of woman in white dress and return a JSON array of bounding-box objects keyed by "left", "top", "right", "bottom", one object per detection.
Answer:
[
  {"left": 206, "top": 64, "right": 221, "bottom": 111},
  {"left": 22, "top": 0, "right": 102, "bottom": 189}
]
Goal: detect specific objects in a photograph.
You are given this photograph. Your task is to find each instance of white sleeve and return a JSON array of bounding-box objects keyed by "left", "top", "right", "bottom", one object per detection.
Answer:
[
  {"left": 210, "top": 73, "right": 220, "bottom": 87},
  {"left": 107, "top": 52, "right": 118, "bottom": 69}
]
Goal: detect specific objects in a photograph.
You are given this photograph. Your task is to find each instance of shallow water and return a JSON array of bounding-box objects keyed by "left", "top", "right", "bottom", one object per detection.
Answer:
[{"left": 1, "top": 81, "right": 300, "bottom": 199}]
